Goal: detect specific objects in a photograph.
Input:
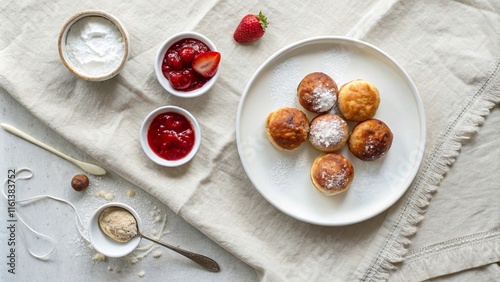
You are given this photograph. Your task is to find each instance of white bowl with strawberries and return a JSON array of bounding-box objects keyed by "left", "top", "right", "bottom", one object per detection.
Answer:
[{"left": 155, "top": 32, "right": 221, "bottom": 98}]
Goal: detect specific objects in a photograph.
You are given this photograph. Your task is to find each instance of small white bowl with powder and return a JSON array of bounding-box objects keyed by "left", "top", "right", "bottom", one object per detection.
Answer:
[
  {"left": 88, "top": 203, "right": 142, "bottom": 257},
  {"left": 58, "top": 11, "right": 129, "bottom": 81}
]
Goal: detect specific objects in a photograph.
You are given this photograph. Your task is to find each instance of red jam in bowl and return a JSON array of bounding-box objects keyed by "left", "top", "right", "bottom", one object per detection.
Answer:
[
  {"left": 147, "top": 112, "right": 195, "bottom": 161},
  {"left": 161, "top": 38, "right": 211, "bottom": 91}
]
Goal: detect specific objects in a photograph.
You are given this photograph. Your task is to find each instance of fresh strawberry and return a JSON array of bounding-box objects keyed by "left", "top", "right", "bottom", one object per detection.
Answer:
[
  {"left": 191, "top": 51, "right": 221, "bottom": 78},
  {"left": 233, "top": 12, "right": 268, "bottom": 43}
]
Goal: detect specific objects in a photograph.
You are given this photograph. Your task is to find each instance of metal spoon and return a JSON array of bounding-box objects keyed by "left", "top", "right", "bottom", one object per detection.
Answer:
[
  {"left": 98, "top": 206, "right": 220, "bottom": 272},
  {"left": 1, "top": 123, "right": 106, "bottom": 175}
]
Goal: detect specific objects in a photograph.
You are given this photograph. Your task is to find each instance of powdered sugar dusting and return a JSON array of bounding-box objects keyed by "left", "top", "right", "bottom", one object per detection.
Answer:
[
  {"left": 270, "top": 58, "right": 302, "bottom": 107},
  {"left": 363, "top": 138, "right": 384, "bottom": 159},
  {"left": 311, "top": 86, "right": 336, "bottom": 112},
  {"left": 309, "top": 115, "right": 346, "bottom": 149},
  {"left": 321, "top": 47, "right": 351, "bottom": 84},
  {"left": 266, "top": 46, "right": 355, "bottom": 194},
  {"left": 320, "top": 166, "right": 348, "bottom": 190},
  {"left": 327, "top": 104, "right": 343, "bottom": 117},
  {"left": 270, "top": 153, "right": 308, "bottom": 190},
  {"left": 350, "top": 161, "right": 392, "bottom": 203}
]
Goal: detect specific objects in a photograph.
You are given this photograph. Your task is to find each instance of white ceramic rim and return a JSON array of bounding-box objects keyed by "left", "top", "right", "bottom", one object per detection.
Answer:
[
  {"left": 236, "top": 36, "right": 427, "bottom": 226},
  {"left": 154, "top": 32, "right": 220, "bottom": 98},
  {"left": 140, "top": 106, "right": 201, "bottom": 167},
  {"left": 88, "top": 202, "right": 142, "bottom": 257},
  {"left": 58, "top": 10, "right": 130, "bottom": 81}
]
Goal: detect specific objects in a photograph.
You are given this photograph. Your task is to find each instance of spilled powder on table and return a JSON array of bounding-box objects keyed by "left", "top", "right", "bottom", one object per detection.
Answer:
[
  {"left": 104, "top": 193, "right": 114, "bottom": 201},
  {"left": 92, "top": 253, "right": 106, "bottom": 263},
  {"left": 127, "top": 189, "right": 136, "bottom": 197},
  {"left": 67, "top": 175, "right": 169, "bottom": 270}
]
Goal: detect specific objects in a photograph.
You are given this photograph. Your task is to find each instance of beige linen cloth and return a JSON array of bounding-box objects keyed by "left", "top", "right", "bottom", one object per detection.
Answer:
[{"left": 1, "top": 0, "right": 499, "bottom": 281}]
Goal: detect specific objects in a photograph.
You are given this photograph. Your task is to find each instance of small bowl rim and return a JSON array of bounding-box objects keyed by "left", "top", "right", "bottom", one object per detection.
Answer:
[
  {"left": 58, "top": 10, "right": 130, "bottom": 81},
  {"left": 140, "top": 106, "right": 202, "bottom": 167},
  {"left": 88, "top": 202, "right": 142, "bottom": 258},
  {"left": 154, "top": 31, "right": 220, "bottom": 98}
]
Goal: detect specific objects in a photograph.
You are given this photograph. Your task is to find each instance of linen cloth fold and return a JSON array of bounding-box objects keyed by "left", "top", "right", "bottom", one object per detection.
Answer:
[{"left": 1, "top": 0, "right": 499, "bottom": 281}]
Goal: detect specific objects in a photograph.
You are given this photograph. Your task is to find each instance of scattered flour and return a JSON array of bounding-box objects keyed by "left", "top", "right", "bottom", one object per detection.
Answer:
[
  {"left": 104, "top": 193, "right": 114, "bottom": 201},
  {"left": 127, "top": 189, "right": 136, "bottom": 197},
  {"left": 92, "top": 253, "right": 106, "bottom": 263},
  {"left": 94, "top": 189, "right": 114, "bottom": 201}
]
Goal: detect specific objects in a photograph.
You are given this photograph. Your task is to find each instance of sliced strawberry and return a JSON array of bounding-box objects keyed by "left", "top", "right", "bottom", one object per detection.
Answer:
[{"left": 191, "top": 51, "right": 221, "bottom": 78}]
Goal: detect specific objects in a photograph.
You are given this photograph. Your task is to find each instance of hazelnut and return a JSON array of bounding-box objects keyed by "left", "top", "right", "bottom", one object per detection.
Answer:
[{"left": 71, "top": 174, "right": 89, "bottom": 191}]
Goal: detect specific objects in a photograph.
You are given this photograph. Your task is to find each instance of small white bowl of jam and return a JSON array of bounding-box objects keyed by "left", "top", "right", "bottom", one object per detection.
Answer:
[
  {"left": 140, "top": 106, "right": 201, "bottom": 167},
  {"left": 58, "top": 10, "right": 130, "bottom": 81},
  {"left": 154, "top": 32, "right": 221, "bottom": 98}
]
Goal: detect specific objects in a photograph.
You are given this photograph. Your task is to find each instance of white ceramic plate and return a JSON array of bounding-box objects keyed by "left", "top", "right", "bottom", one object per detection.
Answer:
[{"left": 236, "top": 37, "right": 426, "bottom": 226}]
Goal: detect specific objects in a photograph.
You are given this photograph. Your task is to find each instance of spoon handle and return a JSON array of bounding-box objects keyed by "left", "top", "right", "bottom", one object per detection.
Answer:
[
  {"left": 1, "top": 123, "right": 106, "bottom": 175},
  {"left": 140, "top": 233, "right": 220, "bottom": 272}
]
